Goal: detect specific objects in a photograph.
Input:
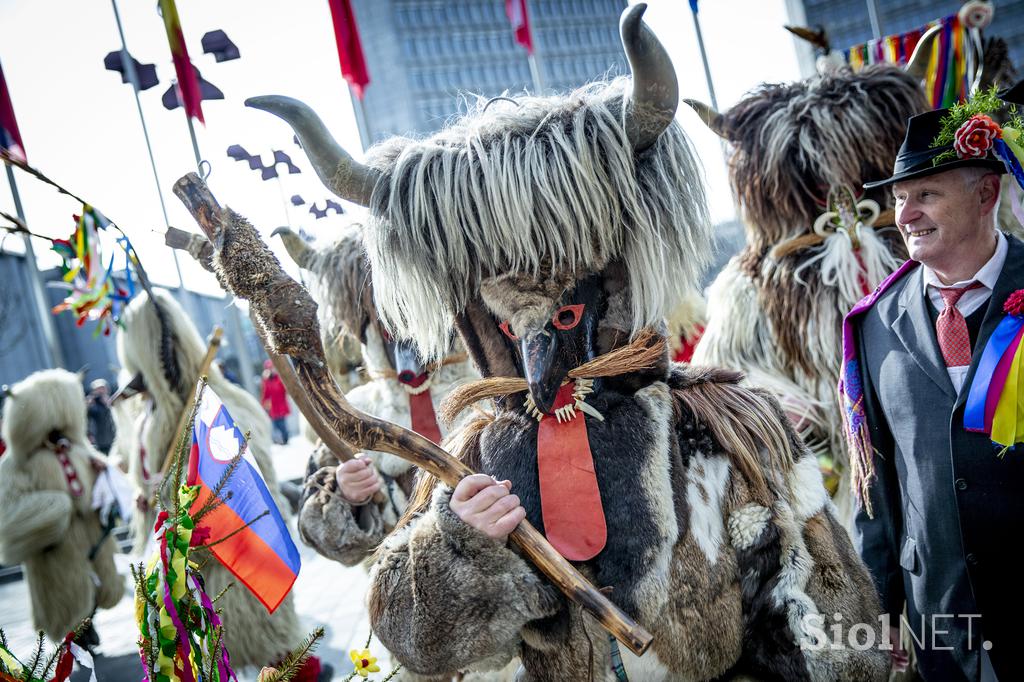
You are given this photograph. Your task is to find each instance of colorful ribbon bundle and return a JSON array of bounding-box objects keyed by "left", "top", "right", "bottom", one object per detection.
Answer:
[
  {"left": 50, "top": 204, "right": 136, "bottom": 337},
  {"left": 845, "top": 13, "right": 977, "bottom": 109},
  {"left": 135, "top": 484, "right": 237, "bottom": 682},
  {"left": 964, "top": 291, "right": 1024, "bottom": 450}
]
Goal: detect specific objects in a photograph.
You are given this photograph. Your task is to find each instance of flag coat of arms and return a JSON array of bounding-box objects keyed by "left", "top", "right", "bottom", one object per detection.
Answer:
[{"left": 186, "top": 388, "right": 300, "bottom": 612}]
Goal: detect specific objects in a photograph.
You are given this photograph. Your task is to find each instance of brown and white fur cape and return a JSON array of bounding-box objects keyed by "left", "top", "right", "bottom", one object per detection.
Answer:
[
  {"left": 115, "top": 290, "right": 300, "bottom": 668},
  {"left": 0, "top": 369, "right": 121, "bottom": 640},
  {"left": 353, "top": 79, "right": 889, "bottom": 680},
  {"left": 289, "top": 228, "right": 478, "bottom": 568},
  {"left": 690, "top": 66, "right": 927, "bottom": 522}
]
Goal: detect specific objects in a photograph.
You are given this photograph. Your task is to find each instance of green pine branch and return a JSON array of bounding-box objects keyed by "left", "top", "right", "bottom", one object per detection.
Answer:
[{"left": 261, "top": 627, "right": 325, "bottom": 682}]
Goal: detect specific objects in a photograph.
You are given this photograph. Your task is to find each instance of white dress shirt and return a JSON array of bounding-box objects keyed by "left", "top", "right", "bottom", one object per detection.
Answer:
[{"left": 922, "top": 231, "right": 1007, "bottom": 394}]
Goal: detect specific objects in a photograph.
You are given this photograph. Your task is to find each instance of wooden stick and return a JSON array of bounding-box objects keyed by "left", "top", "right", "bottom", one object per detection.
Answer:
[
  {"left": 167, "top": 225, "right": 382, "bottom": 502},
  {"left": 152, "top": 326, "right": 223, "bottom": 505},
  {"left": 171, "top": 172, "right": 654, "bottom": 656}
]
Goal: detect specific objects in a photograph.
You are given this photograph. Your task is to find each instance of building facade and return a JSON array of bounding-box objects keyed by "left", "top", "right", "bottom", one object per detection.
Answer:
[
  {"left": 797, "top": 0, "right": 1024, "bottom": 75},
  {"left": 351, "top": 0, "right": 629, "bottom": 145}
]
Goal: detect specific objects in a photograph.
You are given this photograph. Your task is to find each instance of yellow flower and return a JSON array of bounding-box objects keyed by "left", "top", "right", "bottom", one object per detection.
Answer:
[{"left": 349, "top": 649, "right": 380, "bottom": 677}]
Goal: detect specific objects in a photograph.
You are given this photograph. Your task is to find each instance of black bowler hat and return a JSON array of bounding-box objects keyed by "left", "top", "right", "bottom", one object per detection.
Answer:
[
  {"left": 863, "top": 108, "right": 1005, "bottom": 189},
  {"left": 1000, "top": 78, "right": 1024, "bottom": 106}
]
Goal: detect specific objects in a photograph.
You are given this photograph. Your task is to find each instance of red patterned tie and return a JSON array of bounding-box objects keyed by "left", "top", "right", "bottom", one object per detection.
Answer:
[{"left": 935, "top": 283, "right": 983, "bottom": 367}]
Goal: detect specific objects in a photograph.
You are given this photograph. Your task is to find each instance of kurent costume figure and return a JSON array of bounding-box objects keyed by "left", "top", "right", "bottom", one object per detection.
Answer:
[
  {"left": 273, "top": 227, "right": 477, "bottom": 567},
  {"left": 250, "top": 5, "right": 889, "bottom": 680},
  {"left": 0, "top": 369, "right": 121, "bottom": 642},
  {"left": 687, "top": 64, "right": 927, "bottom": 517},
  {"left": 116, "top": 290, "right": 321, "bottom": 678}
]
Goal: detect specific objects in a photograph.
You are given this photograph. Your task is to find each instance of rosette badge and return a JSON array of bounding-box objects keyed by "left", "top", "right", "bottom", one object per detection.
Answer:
[
  {"left": 953, "top": 114, "right": 1001, "bottom": 158},
  {"left": 964, "top": 288, "right": 1024, "bottom": 451}
]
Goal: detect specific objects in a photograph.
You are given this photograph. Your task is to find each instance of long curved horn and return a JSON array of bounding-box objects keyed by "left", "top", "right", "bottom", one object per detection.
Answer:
[
  {"left": 905, "top": 25, "right": 942, "bottom": 81},
  {"left": 682, "top": 99, "right": 726, "bottom": 138},
  {"left": 620, "top": 3, "right": 678, "bottom": 152},
  {"left": 245, "top": 95, "right": 379, "bottom": 207},
  {"left": 272, "top": 226, "right": 315, "bottom": 269}
]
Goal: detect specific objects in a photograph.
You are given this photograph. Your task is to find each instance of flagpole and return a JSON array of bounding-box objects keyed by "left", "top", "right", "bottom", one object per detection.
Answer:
[
  {"left": 110, "top": 0, "right": 190, "bottom": 296},
  {"left": 184, "top": 108, "right": 203, "bottom": 170},
  {"left": 689, "top": 1, "right": 719, "bottom": 111},
  {"left": 865, "top": 0, "right": 883, "bottom": 40},
  {"left": 274, "top": 175, "right": 292, "bottom": 228},
  {"left": 4, "top": 165, "right": 64, "bottom": 366},
  {"left": 352, "top": 89, "right": 370, "bottom": 151},
  {"left": 525, "top": 0, "right": 544, "bottom": 93}
]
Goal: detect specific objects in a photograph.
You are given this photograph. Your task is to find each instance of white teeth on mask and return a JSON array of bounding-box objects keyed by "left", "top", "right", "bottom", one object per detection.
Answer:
[{"left": 521, "top": 378, "right": 604, "bottom": 423}]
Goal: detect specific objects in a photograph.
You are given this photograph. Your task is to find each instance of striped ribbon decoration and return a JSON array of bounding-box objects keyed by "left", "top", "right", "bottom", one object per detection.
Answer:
[{"left": 844, "top": 14, "right": 973, "bottom": 109}]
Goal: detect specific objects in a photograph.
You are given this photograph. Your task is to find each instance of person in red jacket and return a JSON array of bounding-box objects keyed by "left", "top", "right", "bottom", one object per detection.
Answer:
[{"left": 260, "top": 360, "right": 291, "bottom": 445}]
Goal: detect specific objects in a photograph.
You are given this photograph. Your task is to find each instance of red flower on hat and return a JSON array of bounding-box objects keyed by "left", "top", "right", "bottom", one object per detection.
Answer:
[
  {"left": 1004, "top": 288, "right": 1024, "bottom": 316},
  {"left": 954, "top": 114, "right": 1002, "bottom": 159}
]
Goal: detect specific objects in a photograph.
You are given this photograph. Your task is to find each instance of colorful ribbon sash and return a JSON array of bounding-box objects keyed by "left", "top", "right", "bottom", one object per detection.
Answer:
[{"left": 964, "top": 312, "right": 1024, "bottom": 448}]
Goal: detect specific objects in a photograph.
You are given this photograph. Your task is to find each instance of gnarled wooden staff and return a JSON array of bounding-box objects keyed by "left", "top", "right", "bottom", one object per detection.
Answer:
[{"left": 170, "top": 172, "right": 654, "bottom": 656}]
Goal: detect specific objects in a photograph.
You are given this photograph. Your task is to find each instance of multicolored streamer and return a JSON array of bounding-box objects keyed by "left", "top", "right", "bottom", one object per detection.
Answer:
[
  {"left": 135, "top": 484, "right": 237, "bottom": 682},
  {"left": 964, "top": 309, "right": 1024, "bottom": 449},
  {"left": 50, "top": 204, "right": 136, "bottom": 337},
  {"left": 845, "top": 14, "right": 973, "bottom": 109}
]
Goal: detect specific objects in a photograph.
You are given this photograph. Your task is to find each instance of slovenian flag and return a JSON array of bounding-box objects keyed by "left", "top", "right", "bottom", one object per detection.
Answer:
[{"left": 187, "top": 387, "right": 299, "bottom": 613}]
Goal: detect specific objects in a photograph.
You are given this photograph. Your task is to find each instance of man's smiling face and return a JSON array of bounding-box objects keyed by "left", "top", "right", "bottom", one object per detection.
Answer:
[{"left": 893, "top": 168, "right": 999, "bottom": 273}]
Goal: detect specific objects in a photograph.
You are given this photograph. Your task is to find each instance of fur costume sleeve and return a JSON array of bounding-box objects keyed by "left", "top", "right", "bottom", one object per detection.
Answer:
[
  {"left": 368, "top": 485, "right": 561, "bottom": 676},
  {"left": 297, "top": 446, "right": 407, "bottom": 566},
  {"left": 0, "top": 457, "right": 72, "bottom": 564}
]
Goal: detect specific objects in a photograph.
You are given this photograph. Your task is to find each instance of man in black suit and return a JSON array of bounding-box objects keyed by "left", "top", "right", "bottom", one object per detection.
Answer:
[{"left": 847, "top": 103, "right": 1024, "bottom": 681}]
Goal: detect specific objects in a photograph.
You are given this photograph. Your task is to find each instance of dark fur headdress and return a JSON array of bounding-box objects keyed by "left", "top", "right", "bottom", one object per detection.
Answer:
[{"left": 696, "top": 65, "right": 927, "bottom": 248}]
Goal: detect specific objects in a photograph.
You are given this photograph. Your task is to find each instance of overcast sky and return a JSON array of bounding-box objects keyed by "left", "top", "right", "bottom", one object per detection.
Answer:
[{"left": 0, "top": 0, "right": 805, "bottom": 295}]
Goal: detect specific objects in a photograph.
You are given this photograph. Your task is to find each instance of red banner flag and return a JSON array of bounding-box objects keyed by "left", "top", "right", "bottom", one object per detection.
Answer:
[
  {"left": 158, "top": 0, "right": 205, "bottom": 123},
  {"left": 327, "top": 0, "right": 370, "bottom": 100},
  {"left": 506, "top": 0, "right": 535, "bottom": 55},
  {"left": 0, "top": 60, "right": 26, "bottom": 162}
]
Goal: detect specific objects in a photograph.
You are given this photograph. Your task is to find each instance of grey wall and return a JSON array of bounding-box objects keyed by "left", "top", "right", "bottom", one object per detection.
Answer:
[
  {"left": 352, "top": 0, "right": 629, "bottom": 144},
  {"left": 0, "top": 255, "right": 265, "bottom": 396},
  {"left": 0, "top": 252, "right": 54, "bottom": 388}
]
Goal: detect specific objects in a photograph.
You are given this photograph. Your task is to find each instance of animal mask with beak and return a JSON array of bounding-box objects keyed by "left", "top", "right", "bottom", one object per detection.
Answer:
[{"left": 483, "top": 273, "right": 604, "bottom": 415}]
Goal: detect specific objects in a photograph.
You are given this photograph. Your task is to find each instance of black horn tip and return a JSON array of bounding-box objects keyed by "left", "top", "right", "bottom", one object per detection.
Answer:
[{"left": 270, "top": 226, "right": 293, "bottom": 239}]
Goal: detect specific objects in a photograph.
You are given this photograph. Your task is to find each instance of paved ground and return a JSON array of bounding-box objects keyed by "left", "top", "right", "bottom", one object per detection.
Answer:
[{"left": 0, "top": 436, "right": 388, "bottom": 681}]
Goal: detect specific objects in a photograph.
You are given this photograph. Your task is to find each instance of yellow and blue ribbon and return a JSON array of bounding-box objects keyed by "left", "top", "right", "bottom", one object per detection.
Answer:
[{"left": 964, "top": 312, "right": 1024, "bottom": 448}]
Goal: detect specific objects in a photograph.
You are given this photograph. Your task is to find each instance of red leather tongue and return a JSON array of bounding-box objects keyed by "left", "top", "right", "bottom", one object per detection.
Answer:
[
  {"left": 409, "top": 388, "right": 443, "bottom": 444},
  {"left": 536, "top": 382, "right": 607, "bottom": 561}
]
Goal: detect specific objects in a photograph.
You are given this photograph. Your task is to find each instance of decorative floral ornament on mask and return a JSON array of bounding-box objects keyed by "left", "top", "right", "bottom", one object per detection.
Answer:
[
  {"left": 963, "top": 288, "right": 1024, "bottom": 452},
  {"left": 931, "top": 86, "right": 1024, "bottom": 191}
]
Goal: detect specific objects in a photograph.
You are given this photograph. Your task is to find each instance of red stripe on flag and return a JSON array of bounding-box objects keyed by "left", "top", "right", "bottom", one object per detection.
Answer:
[
  {"left": 506, "top": 0, "right": 534, "bottom": 55},
  {"left": 158, "top": 0, "right": 205, "bottom": 123},
  {"left": 327, "top": 0, "right": 370, "bottom": 99},
  {"left": 0, "top": 60, "right": 27, "bottom": 162},
  {"left": 191, "top": 483, "right": 297, "bottom": 613}
]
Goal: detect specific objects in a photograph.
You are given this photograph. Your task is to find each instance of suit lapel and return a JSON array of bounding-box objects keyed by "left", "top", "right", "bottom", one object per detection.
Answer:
[
  {"left": 954, "top": 234, "right": 1024, "bottom": 411},
  {"left": 892, "top": 267, "right": 957, "bottom": 398}
]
